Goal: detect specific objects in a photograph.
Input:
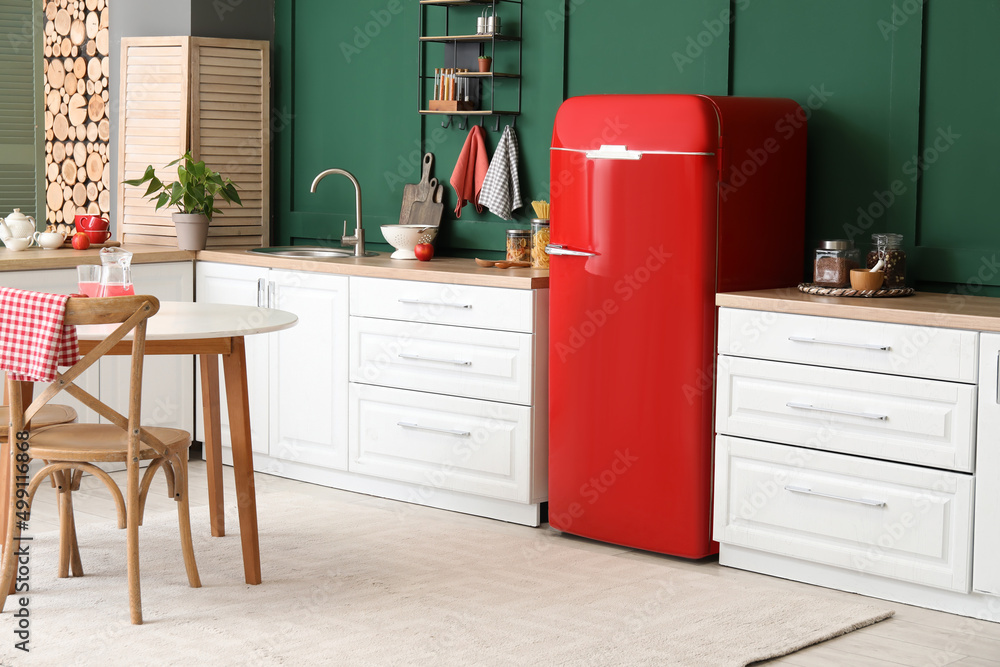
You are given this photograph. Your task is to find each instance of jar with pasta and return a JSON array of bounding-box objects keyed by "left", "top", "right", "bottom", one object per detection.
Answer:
[
  {"left": 506, "top": 229, "right": 531, "bottom": 263},
  {"left": 530, "top": 219, "right": 550, "bottom": 269}
]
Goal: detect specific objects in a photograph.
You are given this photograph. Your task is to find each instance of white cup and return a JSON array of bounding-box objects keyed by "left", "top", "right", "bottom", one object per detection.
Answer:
[
  {"left": 34, "top": 231, "right": 65, "bottom": 249},
  {"left": 3, "top": 237, "right": 32, "bottom": 251}
]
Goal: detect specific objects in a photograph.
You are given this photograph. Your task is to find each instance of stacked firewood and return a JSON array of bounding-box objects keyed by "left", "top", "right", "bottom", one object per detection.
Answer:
[{"left": 42, "top": 0, "right": 111, "bottom": 235}]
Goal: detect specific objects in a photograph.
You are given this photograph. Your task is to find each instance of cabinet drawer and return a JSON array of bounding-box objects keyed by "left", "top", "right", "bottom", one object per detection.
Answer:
[
  {"left": 350, "top": 277, "right": 536, "bottom": 332},
  {"left": 350, "top": 317, "right": 534, "bottom": 404},
  {"left": 714, "top": 436, "right": 974, "bottom": 592},
  {"left": 718, "top": 308, "right": 979, "bottom": 383},
  {"left": 717, "top": 357, "right": 976, "bottom": 472},
  {"left": 349, "top": 384, "right": 533, "bottom": 503}
]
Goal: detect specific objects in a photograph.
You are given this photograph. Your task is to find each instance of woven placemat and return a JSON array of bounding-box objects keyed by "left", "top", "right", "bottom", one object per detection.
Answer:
[{"left": 798, "top": 283, "right": 915, "bottom": 298}]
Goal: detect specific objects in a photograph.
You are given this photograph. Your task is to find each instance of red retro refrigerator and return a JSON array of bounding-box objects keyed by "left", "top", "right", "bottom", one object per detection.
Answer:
[{"left": 547, "top": 94, "right": 807, "bottom": 557}]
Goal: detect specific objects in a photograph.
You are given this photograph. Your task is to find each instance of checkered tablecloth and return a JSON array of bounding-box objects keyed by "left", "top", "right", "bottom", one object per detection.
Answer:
[{"left": 0, "top": 287, "right": 79, "bottom": 383}]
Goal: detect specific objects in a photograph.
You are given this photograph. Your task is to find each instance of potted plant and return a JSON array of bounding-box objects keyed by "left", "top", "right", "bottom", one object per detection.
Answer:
[
  {"left": 122, "top": 152, "right": 242, "bottom": 251},
  {"left": 478, "top": 55, "right": 492, "bottom": 73}
]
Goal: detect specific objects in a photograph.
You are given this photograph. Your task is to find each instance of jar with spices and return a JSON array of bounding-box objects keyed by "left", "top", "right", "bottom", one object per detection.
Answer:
[
  {"left": 813, "top": 239, "right": 860, "bottom": 287},
  {"left": 530, "top": 219, "right": 550, "bottom": 269},
  {"left": 866, "top": 233, "right": 906, "bottom": 289},
  {"left": 506, "top": 229, "right": 531, "bottom": 263}
]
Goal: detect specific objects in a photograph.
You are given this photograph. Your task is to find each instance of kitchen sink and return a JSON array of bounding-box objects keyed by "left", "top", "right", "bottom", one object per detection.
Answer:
[{"left": 247, "top": 246, "right": 378, "bottom": 259}]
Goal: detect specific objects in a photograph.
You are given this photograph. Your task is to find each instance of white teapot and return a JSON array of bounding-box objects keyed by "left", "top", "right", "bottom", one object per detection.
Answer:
[{"left": 0, "top": 208, "right": 37, "bottom": 243}]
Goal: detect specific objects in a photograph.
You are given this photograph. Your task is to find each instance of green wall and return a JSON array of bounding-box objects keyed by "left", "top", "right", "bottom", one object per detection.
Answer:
[{"left": 275, "top": 1, "right": 1000, "bottom": 290}]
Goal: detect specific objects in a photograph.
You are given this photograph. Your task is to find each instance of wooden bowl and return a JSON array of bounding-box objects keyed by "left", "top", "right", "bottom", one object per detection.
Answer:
[{"left": 850, "top": 269, "right": 884, "bottom": 291}]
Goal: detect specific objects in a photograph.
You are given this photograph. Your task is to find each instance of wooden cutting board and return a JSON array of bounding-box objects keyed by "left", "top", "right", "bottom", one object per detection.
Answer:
[
  {"left": 408, "top": 181, "right": 444, "bottom": 227},
  {"left": 399, "top": 153, "right": 434, "bottom": 225}
]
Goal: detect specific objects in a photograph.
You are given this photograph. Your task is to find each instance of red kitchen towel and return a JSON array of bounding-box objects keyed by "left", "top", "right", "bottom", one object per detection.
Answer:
[
  {"left": 0, "top": 287, "right": 79, "bottom": 383},
  {"left": 450, "top": 125, "right": 489, "bottom": 218}
]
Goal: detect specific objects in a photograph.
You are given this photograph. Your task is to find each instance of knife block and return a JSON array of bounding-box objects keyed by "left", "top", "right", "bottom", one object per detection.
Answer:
[{"left": 429, "top": 100, "right": 477, "bottom": 112}]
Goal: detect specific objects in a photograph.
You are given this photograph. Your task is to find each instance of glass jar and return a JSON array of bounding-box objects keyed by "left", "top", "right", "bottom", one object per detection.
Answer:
[
  {"left": 866, "top": 233, "right": 906, "bottom": 289},
  {"left": 530, "top": 219, "right": 550, "bottom": 269},
  {"left": 506, "top": 229, "right": 531, "bottom": 263},
  {"left": 813, "top": 239, "right": 860, "bottom": 287}
]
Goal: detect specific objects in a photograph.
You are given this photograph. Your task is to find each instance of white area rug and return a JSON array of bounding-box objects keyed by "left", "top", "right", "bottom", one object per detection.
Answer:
[{"left": 0, "top": 490, "right": 893, "bottom": 666}]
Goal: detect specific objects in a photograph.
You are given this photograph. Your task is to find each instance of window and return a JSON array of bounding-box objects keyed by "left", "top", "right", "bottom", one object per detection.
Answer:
[{"left": 0, "top": 0, "right": 43, "bottom": 220}]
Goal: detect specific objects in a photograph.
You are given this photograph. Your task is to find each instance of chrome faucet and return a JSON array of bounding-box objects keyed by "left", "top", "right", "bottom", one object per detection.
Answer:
[{"left": 310, "top": 168, "right": 366, "bottom": 257}]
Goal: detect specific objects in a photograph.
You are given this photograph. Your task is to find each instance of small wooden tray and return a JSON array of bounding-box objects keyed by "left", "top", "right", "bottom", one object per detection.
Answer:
[
  {"left": 428, "top": 100, "right": 476, "bottom": 112},
  {"left": 798, "top": 283, "right": 915, "bottom": 298},
  {"left": 61, "top": 239, "right": 121, "bottom": 249}
]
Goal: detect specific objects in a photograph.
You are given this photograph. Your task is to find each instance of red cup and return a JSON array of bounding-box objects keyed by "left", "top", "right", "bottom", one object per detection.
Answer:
[
  {"left": 75, "top": 214, "right": 109, "bottom": 232},
  {"left": 84, "top": 229, "right": 112, "bottom": 243}
]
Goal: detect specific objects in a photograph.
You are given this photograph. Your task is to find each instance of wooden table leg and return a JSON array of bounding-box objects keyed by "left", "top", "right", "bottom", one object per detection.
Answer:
[
  {"left": 221, "top": 337, "right": 261, "bottom": 585},
  {"left": 1, "top": 381, "right": 33, "bottom": 560},
  {"left": 199, "top": 355, "right": 225, "bottom": 537}
]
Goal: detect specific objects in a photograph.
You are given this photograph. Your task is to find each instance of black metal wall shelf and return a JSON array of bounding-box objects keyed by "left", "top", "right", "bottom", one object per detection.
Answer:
[{"left": 418, "top": 0, "right": 522, "bottom": 131}]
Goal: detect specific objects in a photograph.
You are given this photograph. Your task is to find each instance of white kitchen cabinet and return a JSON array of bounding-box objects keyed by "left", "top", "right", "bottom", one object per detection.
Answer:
[
  {"left": 0, "top": 262, "right": 194, "bottom": 432},
  {"left": 195, "top": 262, "right": 270, "bottom": 454},
  {"left": 348, "top": 276, "right": 548, "bottom": 526},
  {"left": 350, "top": 384, "right": 533, "bottom": 502},
  {"left": 194, "top": 262, "right": 349, "bottom": 469},
  {"left": 974, "top": 333, "right": 1000, "bottom": 596},
  {"left": 266, "top": 269, "right": 349, "bottom": 470},
  {"left": 715, "top": 305, "right": 1000, "bottom": 621},
  {"left": 715, "top": 435, "right": 974, "bottom": 592}
]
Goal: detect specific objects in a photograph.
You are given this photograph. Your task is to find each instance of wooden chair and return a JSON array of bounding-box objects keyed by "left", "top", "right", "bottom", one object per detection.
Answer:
[
  {"left": 0, "top": 395, "right": 80, "bottom": 579},
  {"left": 0, "top": 295, "right": 200, "bottom": 625}
]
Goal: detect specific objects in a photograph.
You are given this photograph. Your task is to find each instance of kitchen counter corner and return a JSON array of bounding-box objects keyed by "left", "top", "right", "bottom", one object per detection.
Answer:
[{"left": 717, "top": 287, "right": 1000, "bottom": 333}]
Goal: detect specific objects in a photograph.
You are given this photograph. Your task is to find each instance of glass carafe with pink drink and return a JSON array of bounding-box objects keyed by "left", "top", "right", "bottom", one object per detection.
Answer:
[{"left": 98, "top": 247, "right": 135, "bottom": 297}]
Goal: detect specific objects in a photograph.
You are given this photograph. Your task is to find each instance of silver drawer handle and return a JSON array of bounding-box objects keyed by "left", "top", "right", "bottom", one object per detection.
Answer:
[
  {"left": 545, "top": 244, "right": 598, "bottom": 257},
  {"left": 398, "top": 298, "right": 472, "bottom": 309},
  {"left": 788, "top": 336, "right": 890, "bottom": 351},
  {"left": 785, "top": 485, "right": 886, "bottom": 507},
  {"left": 786, "top": 402, "right": 888, "bottom": 421},
  {"left": 397, "top": 421, "right": 471, "bottom": 437},
  {"left": 397, "top": 353, "right": 471, "bottom": 366}
]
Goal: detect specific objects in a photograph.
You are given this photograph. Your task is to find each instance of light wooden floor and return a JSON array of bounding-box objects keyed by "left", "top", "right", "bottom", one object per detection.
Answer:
[{"left": 24, "top": 459, "right": 1000, "bottom": 666}]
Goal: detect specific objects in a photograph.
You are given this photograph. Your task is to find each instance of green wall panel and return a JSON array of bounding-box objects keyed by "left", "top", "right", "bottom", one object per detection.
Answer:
[
  {"left": 275, "top": 0, "right": 421, "bottom": 249},
  {"left": 914, "top": 0, "right": 1000, "bottom": 287},
  {"left": 566, "top": 0, "right": 730, "bottom": 97},
  {"left": 731, "top": 0, "right": 923, "bottom": 272},
  {"left": 275, "top": 0, "right": 566, "bottom": 257},
  {"left": 273, "top": 1, "right": 998, "bottom": 290},
  {"left": 413, "top": 0, "right": 566, "bottom": 257}
]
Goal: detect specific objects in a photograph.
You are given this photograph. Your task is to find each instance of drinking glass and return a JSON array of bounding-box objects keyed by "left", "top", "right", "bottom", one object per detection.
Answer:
[{"left": 77, "top": 265, "right": 101, "bottom": 297}]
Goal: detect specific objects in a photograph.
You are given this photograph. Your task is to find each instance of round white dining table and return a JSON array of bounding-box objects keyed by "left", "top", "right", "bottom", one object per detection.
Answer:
[
  {"left": 76, "top": 301, "right": 297, "bottom": 341},
  {"left": 76, "top": 301, "right": 297, "bottom": 585}
]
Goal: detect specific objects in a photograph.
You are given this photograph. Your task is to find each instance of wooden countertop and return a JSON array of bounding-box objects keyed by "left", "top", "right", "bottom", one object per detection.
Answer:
[
  {"left": 196, "top": 249, "right": 549, "bottom": 289},
  {"left": 0, "top": 245, "right": 194, "bottom": 269},
  {"left": 0, "top": 245, "right": 549, "bottom": 290},
  {"left": 717, "top": 288, "right": 1000, "bottom": 333}
]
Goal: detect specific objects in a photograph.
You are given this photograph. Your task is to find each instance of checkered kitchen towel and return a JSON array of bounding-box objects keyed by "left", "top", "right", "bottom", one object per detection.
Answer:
[
  {"left": 0, "top": 287, "right": 79, "bottom": 383},
  {"left": 479, "top": 125, "right": 523, "bottom": 221}
]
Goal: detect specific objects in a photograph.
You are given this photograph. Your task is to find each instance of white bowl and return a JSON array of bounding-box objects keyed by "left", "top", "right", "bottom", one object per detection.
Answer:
[{"left": 381, "top": 225, "right": 439, "bottom": 260}]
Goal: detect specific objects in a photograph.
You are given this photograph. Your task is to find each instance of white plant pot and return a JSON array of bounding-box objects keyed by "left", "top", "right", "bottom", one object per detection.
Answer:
[{"left": 173, "top": 213, "right": 210, "bottom": 251}]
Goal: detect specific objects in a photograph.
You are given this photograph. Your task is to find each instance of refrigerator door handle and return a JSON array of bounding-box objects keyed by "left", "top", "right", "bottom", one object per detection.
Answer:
[
  {"left": 546, "top": 244, "right": 598, "bottom": 257},
  {"left": 584, "top": 144, "right": 642, "bottom": 160}
]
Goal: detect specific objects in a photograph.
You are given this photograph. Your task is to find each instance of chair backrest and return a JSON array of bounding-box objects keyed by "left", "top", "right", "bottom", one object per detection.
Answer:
[{"left": 5, "top": 295, "right": 161, "bottom": 458}]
